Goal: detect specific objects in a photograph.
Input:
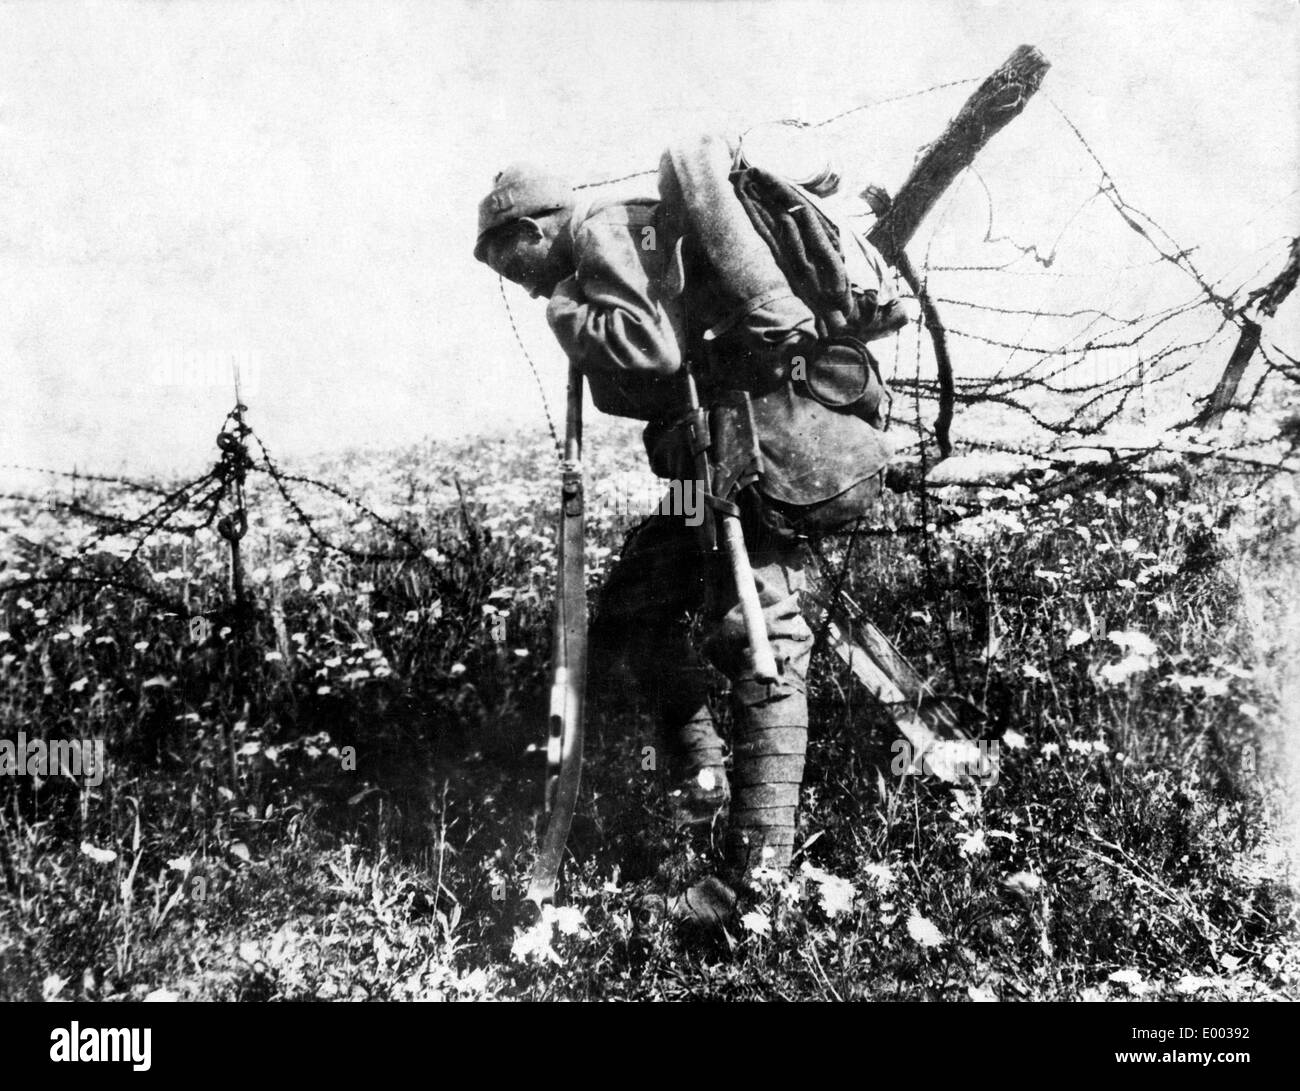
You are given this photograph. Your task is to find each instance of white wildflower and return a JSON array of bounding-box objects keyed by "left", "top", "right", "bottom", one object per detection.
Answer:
[
  {"left": 906, "top": 911, "right": 946, "bottom": 948},
  {"left": 80, "top": 842, "right": 117, "bottom": 864}
]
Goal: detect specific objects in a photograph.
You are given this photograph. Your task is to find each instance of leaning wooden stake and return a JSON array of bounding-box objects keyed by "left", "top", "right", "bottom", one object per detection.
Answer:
[
  {"left": 893, "top": 250, "right": 957, "bottom": 458},
  {"left": 1199, "top": 235, "right": 1299, "bottom": 429},
  {"left": 867, "top": 44, "right": 1052, "bottom": 263},
  {"left": 866, "top": 44, "right": 1050, "bottom": 456}
]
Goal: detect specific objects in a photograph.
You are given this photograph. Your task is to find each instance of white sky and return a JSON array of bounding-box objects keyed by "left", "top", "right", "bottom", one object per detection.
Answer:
[{"left": 1, "top": 0, "right": 1296, "bottom": 474}]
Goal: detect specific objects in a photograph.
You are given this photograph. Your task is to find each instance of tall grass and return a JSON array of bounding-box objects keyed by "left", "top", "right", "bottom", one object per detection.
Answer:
[{"left": 0, "top": 420, "right": 1294, "bottom": 1001}]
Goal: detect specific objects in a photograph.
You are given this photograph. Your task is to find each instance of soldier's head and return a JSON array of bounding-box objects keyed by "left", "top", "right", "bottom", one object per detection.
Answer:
[{"left": 473, "top": 163, "right": 576, "bottom": 299}]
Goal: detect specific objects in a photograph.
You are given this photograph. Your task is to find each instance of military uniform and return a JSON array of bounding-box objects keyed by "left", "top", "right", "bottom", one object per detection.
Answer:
[
  {"left": 476, "top": 152, "right": 907, "bottom": 883},
  {"left": 543, "top": 182, "right": 901, "bottom": 880}
]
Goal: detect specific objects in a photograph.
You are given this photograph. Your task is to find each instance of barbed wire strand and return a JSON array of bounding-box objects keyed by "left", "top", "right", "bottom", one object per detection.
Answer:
[
  {"left": 4, "top": 74, "right": 1294, "bottom": 649},
  {"left": 572, "top": 75, "right": 982, "bottom": 190},
  {"left": 498, "top": 276, "right": 563, "bottom": 459}
]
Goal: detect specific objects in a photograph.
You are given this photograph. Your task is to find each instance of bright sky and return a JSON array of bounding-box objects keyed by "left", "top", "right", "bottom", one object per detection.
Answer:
[{"left": 2, "top": 0, "right": 1296, "bottom": 475}]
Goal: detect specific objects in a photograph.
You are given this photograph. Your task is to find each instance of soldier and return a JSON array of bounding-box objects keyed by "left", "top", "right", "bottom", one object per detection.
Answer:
[{"left": 474, "top": 143, "right": 916, "bottom": 922}]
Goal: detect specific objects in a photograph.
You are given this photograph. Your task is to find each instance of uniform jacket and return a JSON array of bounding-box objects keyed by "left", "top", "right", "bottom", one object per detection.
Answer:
[
  {"left": 545, "top": 196, "right": 685, "bottom": 422},
  {"left": 545, "top": 186, "right": 900, "bottom": 509}
]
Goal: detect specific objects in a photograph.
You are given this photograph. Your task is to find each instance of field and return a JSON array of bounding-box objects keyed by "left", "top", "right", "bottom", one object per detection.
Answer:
[{"left": 1, "top": 412, "right": 1297, "bottom": 1002}]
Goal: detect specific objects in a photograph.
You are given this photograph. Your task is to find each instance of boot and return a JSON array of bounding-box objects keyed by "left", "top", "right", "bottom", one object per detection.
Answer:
[
  {"left": 633, "top": 874, "right": 737, "bottom": 930},
  {"left": 725, "top": 678, "right": 807, "bottom": 885}
]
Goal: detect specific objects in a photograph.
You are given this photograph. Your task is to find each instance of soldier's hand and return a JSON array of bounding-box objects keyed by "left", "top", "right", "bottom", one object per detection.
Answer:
[{"left": 861, "top": 298, "right": 918, "bottom": 341}]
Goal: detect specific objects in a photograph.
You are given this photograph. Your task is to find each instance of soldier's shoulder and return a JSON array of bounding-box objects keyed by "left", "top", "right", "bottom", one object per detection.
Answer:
[{"left": 574, "top": 195, "right": 659, "bottom": 235}]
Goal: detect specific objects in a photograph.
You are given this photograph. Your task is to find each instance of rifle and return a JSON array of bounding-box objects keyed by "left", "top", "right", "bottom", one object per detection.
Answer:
[{"left": 525, "top": 360, "right": 588, "bottom": 906}]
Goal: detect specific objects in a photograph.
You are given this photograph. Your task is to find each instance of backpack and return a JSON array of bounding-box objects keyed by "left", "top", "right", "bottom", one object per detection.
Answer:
[
  {"left": 655, "top": 135, "right": 894, "bottom": 539},
  {"left": 731, "top": 165, "right": 889, "bottom": 428},
  {"left": 733, "top": 166, "right": 871, "bottom": 337}
]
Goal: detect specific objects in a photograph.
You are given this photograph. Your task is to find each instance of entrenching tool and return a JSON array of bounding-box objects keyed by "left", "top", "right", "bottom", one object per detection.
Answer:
[
  {"left": 682, "top": 368, "right": 780, "bottom": 685},
  {"left": 668, "top": 232, "right": 779, "bottom": 687}
]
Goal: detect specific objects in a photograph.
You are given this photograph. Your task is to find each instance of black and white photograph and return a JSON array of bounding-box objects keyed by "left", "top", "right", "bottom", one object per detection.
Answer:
[{"left": 1, "top": 0, "right": 1297, "bottom": 1035}]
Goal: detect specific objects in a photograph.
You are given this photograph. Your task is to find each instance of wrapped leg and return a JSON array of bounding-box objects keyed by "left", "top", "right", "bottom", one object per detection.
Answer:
[
  {"left": 703, "top": 547, "right": 813, "bottom": 883},
  {"left": 726, "top": 684, "right": 807, "bottom": 878}
]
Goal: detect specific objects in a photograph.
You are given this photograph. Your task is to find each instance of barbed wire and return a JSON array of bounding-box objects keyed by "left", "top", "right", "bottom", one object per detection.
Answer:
[
  {"left": 506, "top": 76, "right": 1293, "bottom": 466},
  {"left": 1045, "top": 94, "right": 1237, "bottom": 318},
  {"left": 0, "top": 467, "right": 222, "bottom": 631},
  {"left": 246, "top": 427, "right": 445, "bottom": 569},
  {"left": 0, "top": 407, "right": 473, "bottom": 633},
  {"left": 0, "top": 464, "right": 172, "bottom": 497},
  {"left": 573, "top": 169, "right": 658, "bottom": 192},
  {"left": 498, "top": 276, "right": 562, "bottom": 458},
  {"left": 808, "top": 75, "right": 983, "bottom": 130},
  {"left": 4, "top": 76, "right": 1294, "bottom": 657},
  {"left": 572, "top": 74, "right": 982, "bottom": 191}
]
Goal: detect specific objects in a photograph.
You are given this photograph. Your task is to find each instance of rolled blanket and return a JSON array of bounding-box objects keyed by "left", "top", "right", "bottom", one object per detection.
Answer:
[{"left": 658, "top": 133, "right": 816, "bottom": 347}]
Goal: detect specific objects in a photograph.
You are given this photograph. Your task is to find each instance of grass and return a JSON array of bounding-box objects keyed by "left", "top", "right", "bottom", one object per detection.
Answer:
[{"left": 0, "top": 413, "right": 1296, "bottom": 1001}]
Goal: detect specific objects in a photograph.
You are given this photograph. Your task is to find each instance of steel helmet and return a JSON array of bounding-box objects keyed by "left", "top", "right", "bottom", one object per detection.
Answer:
[{"left": 473, "top": 163, "right": 575, "bottom": 262}]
